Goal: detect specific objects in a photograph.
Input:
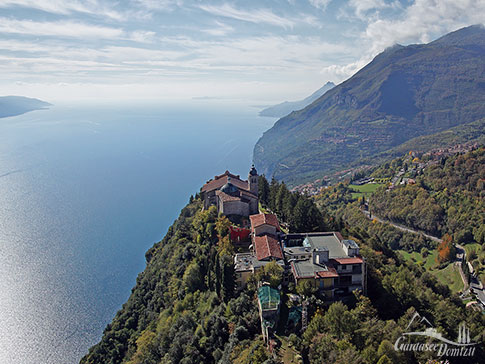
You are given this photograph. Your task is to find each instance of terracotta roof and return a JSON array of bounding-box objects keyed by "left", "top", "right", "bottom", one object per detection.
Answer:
[
  {"left": 249, "top": 213, "right": 280, "bottom": 229},
  {"left": 332, "top": 257, "right": 364, "bottom": 265},
  {"left": 253, "top": 235, "right": 283, "bottom": 261},
  {"left": 215, "top": 190, "right": 241, "bottom": 202},
  {"left": 315, "top": 267, "right": 339, "bottom": 278},
  {"left": 201, "top": 170, "right": 248, "bottom": 192}
]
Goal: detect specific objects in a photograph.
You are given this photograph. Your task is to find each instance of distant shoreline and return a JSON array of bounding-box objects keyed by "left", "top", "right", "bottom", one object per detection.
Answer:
[{"left": 0, "top": 96, "right": 51, "bottom": 119}]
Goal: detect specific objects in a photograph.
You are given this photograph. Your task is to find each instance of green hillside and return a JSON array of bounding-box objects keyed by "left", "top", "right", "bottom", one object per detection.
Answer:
[
  {"left": 370, "top": 147, "right": 484, "bottom": 242},
  {"left": 81, "top": 172, "right": 485, "bottom": 363},
  {"left": 253, "top": 25, "right": 485, "bottom": 185}
]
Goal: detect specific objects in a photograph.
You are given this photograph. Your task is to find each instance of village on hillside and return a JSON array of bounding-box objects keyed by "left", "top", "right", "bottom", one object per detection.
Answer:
[
  {"left": 291, "top": 142, "right": 481, "bottom": 196},
  {"left": 200, "top": 166, "right": 367, "bottom": 354}
]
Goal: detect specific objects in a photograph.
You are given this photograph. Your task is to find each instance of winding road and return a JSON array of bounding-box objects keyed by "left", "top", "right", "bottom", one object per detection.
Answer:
[{"left": 362, "top": 208, "right": 485, "bottom": 307}]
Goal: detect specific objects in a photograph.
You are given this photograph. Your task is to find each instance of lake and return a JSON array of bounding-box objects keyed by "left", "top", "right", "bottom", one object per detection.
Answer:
[{"left": 0, "top": 101, "right": 275, "bottom": 364}]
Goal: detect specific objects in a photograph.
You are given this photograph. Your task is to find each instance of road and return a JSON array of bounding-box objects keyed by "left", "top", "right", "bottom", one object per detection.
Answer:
[
  {"left": 362, "top": 209, "right": 485, "bottom": 306},
  {"left": 363, "top": 210, "right": 442, "bottom": 242}
]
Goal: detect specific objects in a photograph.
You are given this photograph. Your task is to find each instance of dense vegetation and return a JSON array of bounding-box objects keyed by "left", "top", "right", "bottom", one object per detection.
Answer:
[
  {"left": 82, "top": 151, "right": 485, "bottom": 363},
  {"left": 258, "top": 175, "right": 328, "bottom": 232},
  {"left": 254, "top": 25, "right": 485, "bottom": 185},
  {"left": 306, "top": 200, "right": 485, "bottom": 364},
  {"left": 81, "top": 199, "right": 271, "bottom": 364},
  {"left": 370, "top": 147, "right": 485, "bottom": 244}
]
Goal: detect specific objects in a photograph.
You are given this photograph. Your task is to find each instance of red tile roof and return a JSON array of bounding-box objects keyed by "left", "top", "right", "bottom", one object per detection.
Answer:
[
  {"left": 201, "top": 171, "right": 249, "bottom": 192},
  {"left": 332, "top": 257, "right": 364, "bottom": 265},
  {"left": 253, "top": 235, "right": 283, "bottom": 261},
  {"left": 315, "top": 267, "right": 339, "bottom": 278},
  {"left": 249, "top": 213, "right": 280, "bottom": 229}
]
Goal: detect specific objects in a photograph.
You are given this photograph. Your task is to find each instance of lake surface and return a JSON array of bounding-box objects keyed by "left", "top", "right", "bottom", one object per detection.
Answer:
[{"left": 0, "top": 101, "right": 275, "bottom": 364}]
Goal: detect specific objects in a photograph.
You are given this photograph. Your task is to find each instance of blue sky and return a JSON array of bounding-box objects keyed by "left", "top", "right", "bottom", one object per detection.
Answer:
[{"left": 0, "top": 0, "right": 483, "bottom": 102}]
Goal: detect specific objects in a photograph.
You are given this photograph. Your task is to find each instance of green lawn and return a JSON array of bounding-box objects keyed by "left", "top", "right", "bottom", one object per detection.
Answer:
[
  {"left": 432, "top": 263, "right": 464, "bottom": 293},
  {"left": 398, "top": 249, "right": 438, "bottom": 270},
  {"left": 349, "top": 183, "right": 385, "bottom": 199},
  {"left": 398, "top": 249, "right": 463, "bottom": 293},
  {"left": 349, "top": 183, "right": 385, "bottom": 193}
]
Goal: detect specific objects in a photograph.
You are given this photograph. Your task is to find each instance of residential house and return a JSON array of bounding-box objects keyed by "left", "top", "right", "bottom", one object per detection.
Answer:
[
  {"left": 249, "top": 213, "right": 280, "bottom": 237},
  {"left": 284, "top": 232, "right": 365, "bottom": 300}
]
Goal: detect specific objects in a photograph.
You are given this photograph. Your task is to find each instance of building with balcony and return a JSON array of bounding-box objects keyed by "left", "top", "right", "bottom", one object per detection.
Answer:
[{"left": 283, "top": 232, "right": 365, "bottom": 300}]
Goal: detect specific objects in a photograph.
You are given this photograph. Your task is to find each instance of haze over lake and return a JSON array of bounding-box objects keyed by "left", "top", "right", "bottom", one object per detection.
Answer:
[{"left": 0, "top": 102, "right": 274, "bottom": 364}]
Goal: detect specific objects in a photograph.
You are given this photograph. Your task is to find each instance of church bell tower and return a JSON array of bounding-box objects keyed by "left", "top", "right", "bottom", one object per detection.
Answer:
[{"left": 248, "top": 164, "right": 258, "bottom": 194}]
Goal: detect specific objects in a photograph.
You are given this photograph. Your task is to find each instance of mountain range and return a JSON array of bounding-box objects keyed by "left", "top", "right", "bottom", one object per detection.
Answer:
[
  {"left": 259, "top": 81, "right": 335, "bottom": 118},
  {"left": 0, "top": 96, "right": 51, "bottom": 118},
  {"left": 253, "top": 25, "right": 485, "bottom": 185}
]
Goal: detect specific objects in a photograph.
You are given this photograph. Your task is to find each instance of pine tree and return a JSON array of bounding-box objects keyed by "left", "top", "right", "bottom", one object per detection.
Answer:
[{"left": 258, "top": 175, "right": 270, "bottom": 206}]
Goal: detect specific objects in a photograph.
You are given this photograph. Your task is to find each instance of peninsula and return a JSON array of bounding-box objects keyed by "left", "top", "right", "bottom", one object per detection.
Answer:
[{"left": 0, "top": 96, "right": 51, "bottom": 118}]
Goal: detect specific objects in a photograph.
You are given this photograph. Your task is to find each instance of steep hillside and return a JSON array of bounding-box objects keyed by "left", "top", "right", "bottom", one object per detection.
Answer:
[
  {"left": 370, "top": 147, "right": 485, "bottom": 243},
  {"left": 81, "top": 180, "right": 485, "bottom": 364},
  {"left": 253, "top": 25, "right": 485, "bottom": 185},
  {"left": 259, "top": 82, "right": 335, "bottom": 118}
]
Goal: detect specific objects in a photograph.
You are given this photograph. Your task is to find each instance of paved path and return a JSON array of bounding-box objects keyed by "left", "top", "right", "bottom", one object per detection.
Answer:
[
  {"left": 470, "top": 277, "right": 485, "bottom": 305},
  {"left": 454, "top": 244, "right": 469, "bottom": 291}
]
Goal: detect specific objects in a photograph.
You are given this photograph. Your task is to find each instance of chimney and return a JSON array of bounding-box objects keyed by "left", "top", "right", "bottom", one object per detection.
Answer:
[{"left": 312, "top": 248, "right": 328, "bottom": 264}]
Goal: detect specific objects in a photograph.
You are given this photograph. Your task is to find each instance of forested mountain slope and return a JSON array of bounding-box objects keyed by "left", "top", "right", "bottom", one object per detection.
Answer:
[
  {"left": 370, "top": 147, "right": 485, "bottom": 244},
  {"left": 81, "top": 178, "right": 485, "bottom": 363},
  {"left": 254, "top": 25, "right": 485, "bottom": 185}
]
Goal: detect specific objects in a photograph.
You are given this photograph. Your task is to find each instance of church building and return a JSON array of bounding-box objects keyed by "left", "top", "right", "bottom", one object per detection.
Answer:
[{"left": 200, "top": 166, "right": 259, "bottom": 217}]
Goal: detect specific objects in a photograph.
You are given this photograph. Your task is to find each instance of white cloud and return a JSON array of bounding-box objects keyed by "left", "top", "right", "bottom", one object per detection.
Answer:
[
  {"left": 127, "top": 30, "right": 157, "bottom": 43},
  {"left": 1, "top": 0, "right": 482, "bottom": 102},
  {"left": 132, "top": 0, "right": 182, "bottom": 11},
  {"left": 348, "top": 0, "right": 396, "bottom": 18},
  {"left": 201, "top": 21, "right": 234, "bottom": 36},
  {"left": 198, "top": 3, "right": 296, "bottom": 28},
  {"left": 0, "top": 0, "right": 127, "bottom": 21},
  {"left": 309, "top": 0, "right": 332, "bottom": 10},
  {"left": 363, "top": 0, "right": 485, "bottom": 54},
  {"left": 0, "top": 18, "right": 124, "bottom": 38},
  {"left": 0, "top": 0, "right": 93, "bottom": 14},
  {"left": 319, "top": 58, "right": 370, "bottom": 83},
  {"left": 0, "top": 33, "right": 355, "bottom": 92},
  {"left": 321, "top": 0, "right": 485, "bottom": 83}
]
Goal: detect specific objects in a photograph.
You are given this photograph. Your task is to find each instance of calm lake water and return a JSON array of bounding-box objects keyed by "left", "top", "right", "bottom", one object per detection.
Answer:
[{"left": 0, "top": 101, "right": 275, "bottom": 364}]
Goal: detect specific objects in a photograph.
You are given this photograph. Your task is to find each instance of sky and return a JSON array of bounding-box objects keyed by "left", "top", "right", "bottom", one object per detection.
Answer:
[{"left": 0, "top": 0, "right": 484, "bottom": 103}]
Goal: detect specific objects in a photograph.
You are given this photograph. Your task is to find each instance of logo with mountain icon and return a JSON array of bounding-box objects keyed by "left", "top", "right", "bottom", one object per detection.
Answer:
[{"left": 394, "top": 311, "right": 477, "bottom": 357}]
